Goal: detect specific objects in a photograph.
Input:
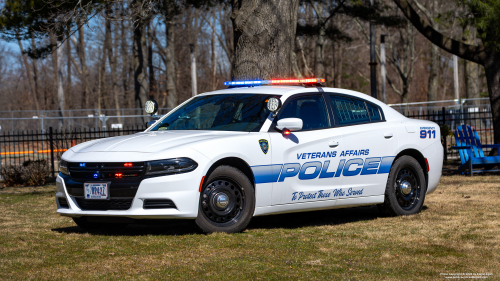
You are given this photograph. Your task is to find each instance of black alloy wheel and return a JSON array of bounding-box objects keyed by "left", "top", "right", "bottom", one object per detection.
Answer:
[
  {"left": 195, "top": 165, "right": 255, "bottom": 233},
  {"left": 200, "top": 179, "right": 245, "bottom": 226},
  {"left": 378, "top": 155, "right": 427, "bottom": 216},
  {"left": 394, "top": 166, "right": 421, "bottom": 211}
]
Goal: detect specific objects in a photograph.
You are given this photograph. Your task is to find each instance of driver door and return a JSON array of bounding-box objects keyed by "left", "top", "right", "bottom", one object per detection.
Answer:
[{"left": 270, "top": 93, "right": 342, "bottom": 206}]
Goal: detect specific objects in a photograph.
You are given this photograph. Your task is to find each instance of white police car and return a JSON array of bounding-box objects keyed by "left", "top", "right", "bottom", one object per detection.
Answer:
[{"left": 56, "top": 78, "right": 443, "bottom": 233}]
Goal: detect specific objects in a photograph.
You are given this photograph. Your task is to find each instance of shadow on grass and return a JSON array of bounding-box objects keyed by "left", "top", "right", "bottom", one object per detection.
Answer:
[
  {"left": 248, "top": 205, "right": 381, "bottom": 230},
  {"left": 52, "top": 219, "right": 200, "bottom": 236},
  {"left": 51, "top": 205, "right": 401, "bottom": 236}
]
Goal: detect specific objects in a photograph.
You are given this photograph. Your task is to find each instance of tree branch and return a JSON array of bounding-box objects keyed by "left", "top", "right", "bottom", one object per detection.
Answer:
[
  {"left": 393, "top": 0, "right": 486, "bottom": 64},
  {"left": 413, "top": 0, "right": 434, "bottom": 28},
  {"left": 387, "top": 75, "right": 402, "bottom": 97}
]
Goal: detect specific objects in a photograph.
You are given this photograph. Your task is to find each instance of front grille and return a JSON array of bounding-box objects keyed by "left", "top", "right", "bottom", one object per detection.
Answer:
[
  {"left": 58, "top": 198, "right": 69, "bottom": 208},
  {"left": 74, "top": 198, "right": 133, "bottom": 210},
  {"left": 67, "top": 162, "right": 146, "bottom": 181},
  {"left": 143, "top": 199, "right": 177, "bottom": 209}
]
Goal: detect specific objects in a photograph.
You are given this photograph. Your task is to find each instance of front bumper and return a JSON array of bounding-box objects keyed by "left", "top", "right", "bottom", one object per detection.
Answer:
[{"left": 56, "top": 171, "right": 202, "bottom": 219}]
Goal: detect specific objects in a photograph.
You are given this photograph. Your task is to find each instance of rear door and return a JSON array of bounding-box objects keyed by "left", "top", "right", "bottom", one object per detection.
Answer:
[{"left": 324, "top": 94, "right": 397, "bottom": 203}]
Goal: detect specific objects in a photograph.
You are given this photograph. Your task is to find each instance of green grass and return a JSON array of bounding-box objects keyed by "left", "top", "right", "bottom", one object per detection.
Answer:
[{"left": 1, "top": 175, "right": 499, "bottom": 280}]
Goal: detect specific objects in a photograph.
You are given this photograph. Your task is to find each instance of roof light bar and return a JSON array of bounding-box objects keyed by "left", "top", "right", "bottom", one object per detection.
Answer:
[{"left": 224, "top": 78, "right": 325, "bottom": 87}]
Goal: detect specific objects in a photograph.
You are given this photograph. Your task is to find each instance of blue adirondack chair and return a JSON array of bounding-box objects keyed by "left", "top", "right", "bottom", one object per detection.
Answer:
[{"left": 452, "top": 124, "right": 500, "bottom": 176}]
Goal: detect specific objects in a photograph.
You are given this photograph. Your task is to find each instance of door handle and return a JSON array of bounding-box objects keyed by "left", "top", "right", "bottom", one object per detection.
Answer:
[
  {"left": 329, "top": 141, "right": 339, "bottom": 148},
  {"left": 384, "top": 132, "right": 394, "bottom": 139}
]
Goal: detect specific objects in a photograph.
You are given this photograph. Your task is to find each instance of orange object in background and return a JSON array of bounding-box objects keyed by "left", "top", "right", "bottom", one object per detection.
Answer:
[{"left": 0, "top": 149, "right": 67, "bottom": 156}]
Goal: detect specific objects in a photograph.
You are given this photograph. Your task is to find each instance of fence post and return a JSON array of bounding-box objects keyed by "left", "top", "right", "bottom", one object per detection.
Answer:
[
  {"left": 49, "top": 127, "right": 55, "bottom": 178},
  {"left": 442, "top": 107, "right": 447, "bottom": 162}
]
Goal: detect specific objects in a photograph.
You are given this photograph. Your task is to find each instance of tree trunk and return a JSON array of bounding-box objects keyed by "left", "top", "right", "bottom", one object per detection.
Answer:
[
  {"left": 97, "top": 46, "right": 106, "bottom": 115},
  {"left": 77, "top": 24, "right": 90, "bottom": 110},
  {"left": 31, "top": 35, "right": 40, "bottom": 112},
  {"left": 337, "top": 42, "right": 343, "bottom": 88},
  {"left": 66, "top": 40, "right": 72, "bottom": 110},
  {"left": 120, "top": 20, "right": 132, "bottom": 109},
  {"left": 483, "top": 52, "right": 500, "bottom": 146},
  {"left": 50, "top": 35, "right": 64, "bottom": 128},
  {"left": 192, "top": 8, "right": 199, "bottom": 96},
  {"left": 402, "top": 80, "right": 409, "bottom": 104},
  {"left": 133, "top": 18, "right": 149, "bottom": 121},
  {"left": 148, "top": 22, "right": 156, "bottom": 100},
  {"left": 166, "top": 19, "right": 177, "bottom": 108},
  {"left": 231, "top": 0, "right": 300, "bottom": 79},
  {"left": 291, "top": 50, "right": 303, "bottom": 78},
  {"left": 427, "top": 43, "right": 439, "bottom": 102},
  {"left": 211, "top": 8, "right": 217, "bottom": 90},
  {"left": 105, "top": 15, "right": 122, "bottom": 124},
  {"left": 57, "top": 42, "right": 65, "bottom": 129},
  {"left": 464, "top": 27, "right": 479, "bottom": 105},
  {"left": 16, "top": 34, "right": 40, "bottom": 113},
  {"left": 465, "top": 61, "right": 479, "bottom": 101},
  {"left": 312, "top": 2, "right": 325, "bottom": 78}
]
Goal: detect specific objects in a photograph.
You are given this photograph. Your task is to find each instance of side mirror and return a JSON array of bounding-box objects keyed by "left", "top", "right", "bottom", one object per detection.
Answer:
[
  {"left": 276, "top": 118, "right": 303, "bottom": 132},
  {"left": 145, "top": 100, "right": 159, "bottom": 116}
]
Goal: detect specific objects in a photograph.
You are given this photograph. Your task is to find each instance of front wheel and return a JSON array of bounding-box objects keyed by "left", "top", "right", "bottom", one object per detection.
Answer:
[
  {"left": 195, "top": 165, "right": 255, "bottom": 233},
  {"left": 378, "top": 155, "right": 427, "bottom": 216}
]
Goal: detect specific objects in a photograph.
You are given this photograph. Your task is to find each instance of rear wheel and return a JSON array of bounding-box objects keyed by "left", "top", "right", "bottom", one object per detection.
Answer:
[
  {"left": 378, "top": 155, "right": 427, "bottom": 216},
  {"left": 195, "top": 165, "right": 255, "bottom": 233}
]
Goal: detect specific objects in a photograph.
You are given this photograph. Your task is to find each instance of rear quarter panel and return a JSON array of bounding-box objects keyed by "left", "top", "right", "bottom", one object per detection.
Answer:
[{"left": 396, "top": 119, "right": 443, "bottom": 194}]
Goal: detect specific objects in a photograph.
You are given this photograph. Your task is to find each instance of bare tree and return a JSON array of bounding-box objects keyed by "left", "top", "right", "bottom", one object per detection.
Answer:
[
  {"left": 16, "top": 32, "right": 41, "bottom": 113},
  {"left": 133, "top": 14, "right": 149, "bottom": 118},
  {"left": 105, "top": 7, "right": 122, "bottom": 123}
]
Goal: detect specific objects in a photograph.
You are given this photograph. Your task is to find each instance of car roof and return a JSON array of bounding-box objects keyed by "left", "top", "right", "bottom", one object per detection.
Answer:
[
  {"left": 200, "top": 85, "right": 306, "bottom": 96},
  {"left": 199, "top": 85, "right": 405, "bottom": 121}
]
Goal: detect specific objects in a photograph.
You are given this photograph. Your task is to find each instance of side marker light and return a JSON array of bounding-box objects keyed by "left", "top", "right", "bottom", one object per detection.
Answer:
[
  {"left": 199, "top": 176, "right": 205, "bottom": 192},
  {"left": 425, "top": 158, "right": 429, "bottom": 172}
]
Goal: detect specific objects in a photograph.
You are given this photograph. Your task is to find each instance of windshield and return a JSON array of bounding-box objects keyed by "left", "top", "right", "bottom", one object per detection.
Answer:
[{"left": 150, "top": 94, "right": 278, "bottom": 132}]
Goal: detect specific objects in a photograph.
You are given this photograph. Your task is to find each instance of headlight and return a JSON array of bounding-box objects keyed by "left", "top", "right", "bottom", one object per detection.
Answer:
[
  {"left": 145, "top": 158, "right": 198, "bottom": 176},
  {"left": 59, "top": 160, "right": 69, "bottom": 175}
]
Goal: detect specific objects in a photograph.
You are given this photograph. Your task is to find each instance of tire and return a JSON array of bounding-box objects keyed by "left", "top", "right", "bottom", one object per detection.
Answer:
[
  {"left": 378, "top": 155, "right": 427, "bottom": 216},
  {"left": 72, "top": 217, "right": 128, "bottom": 231},
  {"left": 195, "top": 165, "right": 255, "bottom": 233}
]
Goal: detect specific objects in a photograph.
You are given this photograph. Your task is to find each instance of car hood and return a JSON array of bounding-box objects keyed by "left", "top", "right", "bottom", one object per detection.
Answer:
[{"left": 70, "top": 130, "right": 248, "bottom": 153}]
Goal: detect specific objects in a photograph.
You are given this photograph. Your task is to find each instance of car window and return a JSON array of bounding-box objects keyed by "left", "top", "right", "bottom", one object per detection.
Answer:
[
  {"left": 366, "top": 103, "right": 382, "bottom": 121},
  {"left": 329, "top": 95, "right": 371, "bottom": 125},
  {"left": 277, "top": 95, "right": 329, "bottom": 130},
  {"left": 150, "top": 94, "right": 276, "bottom": 132}
]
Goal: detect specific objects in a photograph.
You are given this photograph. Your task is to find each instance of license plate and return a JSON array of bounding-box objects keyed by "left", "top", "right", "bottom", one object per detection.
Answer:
[{"left": 84, "top": 183, "right": 108, "bottom": 199}]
